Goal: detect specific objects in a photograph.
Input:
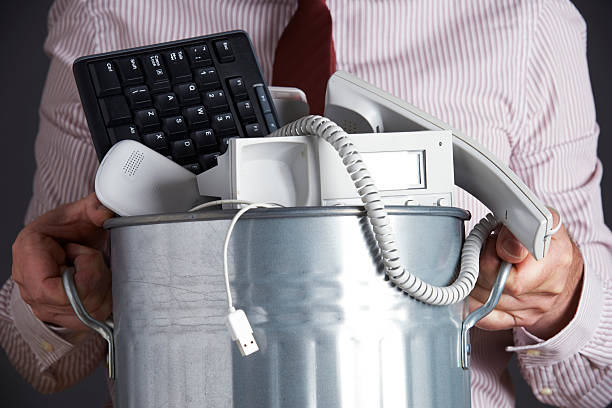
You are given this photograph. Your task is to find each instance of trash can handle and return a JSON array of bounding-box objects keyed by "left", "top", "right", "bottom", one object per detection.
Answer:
[
  {"left": 459, "top": 261, "right": 511, "bottom": 369},
  {"left": 61, "top": 267, "right": 115, "bottom": 379}
]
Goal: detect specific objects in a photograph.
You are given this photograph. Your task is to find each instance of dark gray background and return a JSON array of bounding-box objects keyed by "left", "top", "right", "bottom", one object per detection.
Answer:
[{"left": 0, "top": 1, "right": 610, "bottom": 407}]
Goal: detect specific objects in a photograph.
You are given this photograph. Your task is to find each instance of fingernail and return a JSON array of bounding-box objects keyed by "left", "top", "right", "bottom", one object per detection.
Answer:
[{"left": 502, "top": 237, "right": 524, "bottom": 258}]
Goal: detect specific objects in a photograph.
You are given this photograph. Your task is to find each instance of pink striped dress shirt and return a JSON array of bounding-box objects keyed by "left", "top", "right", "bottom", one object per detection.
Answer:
[{"left": 1, "top": 0, "right": 611, "bottom": 407}]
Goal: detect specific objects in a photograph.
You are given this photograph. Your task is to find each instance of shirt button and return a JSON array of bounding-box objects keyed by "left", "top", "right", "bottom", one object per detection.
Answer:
[
  {"left": 526, "top": 349, "right": 541, "bottom": 357},
  {"left": 41, "top": 340, "right": 54, "bottom": 352},
  {"left": 539, "top": 387, "right": 554, "bottom": 396}
]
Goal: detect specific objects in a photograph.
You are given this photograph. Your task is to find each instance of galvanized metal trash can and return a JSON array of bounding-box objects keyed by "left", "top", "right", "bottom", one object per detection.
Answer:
[{"left": 76, "top": 207, "right": 478, "bottom": 407}]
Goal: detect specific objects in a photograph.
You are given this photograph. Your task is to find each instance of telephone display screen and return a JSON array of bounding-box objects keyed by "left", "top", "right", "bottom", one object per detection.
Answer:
[{"left": 361, "top": 150, "right": 425, "bottom": 190}]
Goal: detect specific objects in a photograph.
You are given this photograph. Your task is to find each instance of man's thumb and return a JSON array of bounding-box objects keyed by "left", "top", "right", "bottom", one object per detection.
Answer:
[
  {"left": 83, "top": 193, "right": 115, "bottom": 227},
  {"left": 32, "top": 193, "right": 114, "bottom": 238},
  {"left": 495, "top": 226, "right": 529, "bottom": 263}
]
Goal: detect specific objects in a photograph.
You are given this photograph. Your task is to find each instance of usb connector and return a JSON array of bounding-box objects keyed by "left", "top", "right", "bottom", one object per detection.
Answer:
[{"left": 226, "top": 308, "right": 259, "bottom": 356}]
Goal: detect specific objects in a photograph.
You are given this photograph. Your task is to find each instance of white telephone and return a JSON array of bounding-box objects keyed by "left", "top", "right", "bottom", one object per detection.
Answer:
[{"left": 198, "top": 71, "right": 553, "bottom": 261}]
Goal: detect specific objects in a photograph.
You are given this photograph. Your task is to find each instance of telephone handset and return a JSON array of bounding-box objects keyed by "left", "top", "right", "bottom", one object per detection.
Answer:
[{"left": 324, "top": 71, "right": 553, "bottom": 260}]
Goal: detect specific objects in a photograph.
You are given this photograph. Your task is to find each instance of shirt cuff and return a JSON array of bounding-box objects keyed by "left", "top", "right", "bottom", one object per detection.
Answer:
[
  {"left": 10, "top": 283, "right": 74, "bottom": 371},
  {"left": 505, "top": 261, "right": 604, "bottom": 365}
]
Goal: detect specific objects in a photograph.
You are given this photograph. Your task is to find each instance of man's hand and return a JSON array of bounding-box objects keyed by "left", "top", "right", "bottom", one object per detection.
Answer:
[
  {"left": 469, "top": 212, "right": 584, "bottom": 339},
  {"left": 11, "top": 193, "right": 115, "bottom": 331}
]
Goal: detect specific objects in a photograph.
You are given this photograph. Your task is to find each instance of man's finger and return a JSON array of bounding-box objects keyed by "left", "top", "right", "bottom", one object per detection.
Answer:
[
  {"left": 33, "top": 310, "right": 94, "bottom": 332},
  {"left": 468, "top": 297, "right": 543, "bottom": 331},
  {"left": 88, "top": 286, "right": 113, "bottom": 323},
  {"left": 29, "top": 281, "right": 112, "bottom": 331},
  {"left": 19, "top": 276, "right": 70, "bottom": 306},
  {"left": 65, "top": 243, "right": 111, "bottom": 310},
  {"left": 501, "top": 256, "right": 556, "bottom": 298},
  {"left": 468, "top": 297, "right": 515, "bottom": 331},
  {"left": 12, "top": 232, "right": 66, "bottom": 286},
  {"left": 470, "top": 283, "right": 556, "bottom": 313}
]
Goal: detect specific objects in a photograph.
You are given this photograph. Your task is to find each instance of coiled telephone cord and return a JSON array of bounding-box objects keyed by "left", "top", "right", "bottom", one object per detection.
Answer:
[{"left": 269, "top": 115, "right": 499, "bottom": 305}]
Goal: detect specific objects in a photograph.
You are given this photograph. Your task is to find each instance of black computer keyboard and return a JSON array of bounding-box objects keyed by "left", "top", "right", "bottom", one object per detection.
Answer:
[{"left": 73, "top": 30, "right": 279, "bottom": 174}]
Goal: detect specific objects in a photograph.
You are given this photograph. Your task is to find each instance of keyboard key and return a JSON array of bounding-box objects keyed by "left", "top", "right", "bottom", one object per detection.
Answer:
[
  {"left": 185, "top": 44, "right": 212, "bottom": 67},
  {"left": 192, "top": 129, "right": 217, "bottom": 153},
  {"left": 134, "top": 108, "right": 160, "bottom": 132},
  {"left": 214, "top": 39, "right": 235, "bottom": 63},
  {"left": 264, "top": 112, "right": 279, "bottom": 133},
  {"left": 116, "top": 57, "right": 144, "bottom": 85},
  {"left": 99, "top": 95, "right": 131, "bottom": 126},
  {"left": 142, "top": 131, "right": 169, "bottom": 154},
  {"left": 163, "top": 50, "right": 192, "bottom": 83},
  {"left": 90, "top": 61, "right": 121, "bottom": 97},
  {"left": 203, "top": 90, "right": 228, "bottom": 111},
  {"left": 163, "top": 115, "right": 188, "bottom": 140},
  {"left": 171, "top": 139, "right": 197, "bottom": 164},
  {"left": 193, "top": 67, "right": 220, "bottom": 89},
  {"left": 212, "top": 113, "right": 237, "bottom": 134},
  {"left": 125, "top": 85, "right": 152, "bottom": 109},
  {"left": 141, "top": 54, "right": 171, "bottom": 92},
  {"left": 154, "top": 93, "right": 180, "bottom": 116},
  {"left": 228, "top": 77, "right": 247, "bottom": 99},
  {"left": 245, "top": 123, "right": 264, "bottom": 137},
  {"left": 183, "top": 163, "right": 202, "bottom": 174},
  {"left": 174, "top": 82, "right": 200, "bottom": 105},
  {"left": 108, "top": 124, "right": 139, "bottom": 143},
  {"left": 183, "top": 105, "right": 209, "bottom": 128},
  {"left": 236, "top": 100, "right": 256, "bottom": 121},
  {"left": 199, "top": 153, "right": 219, "bottom": 170},
  {"left": 254, "top": 84, "right": 272, "bottom": 113}
]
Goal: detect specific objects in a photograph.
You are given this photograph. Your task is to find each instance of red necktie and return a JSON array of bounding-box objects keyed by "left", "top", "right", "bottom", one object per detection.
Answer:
[{"left": 272, "top": 0, "right": 337, "bottom": 115}]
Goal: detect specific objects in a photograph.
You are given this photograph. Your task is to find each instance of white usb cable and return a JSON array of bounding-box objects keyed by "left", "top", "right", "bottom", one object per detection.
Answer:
[{"left": 189, "top": 200, "right": 281, "bottom": 356}]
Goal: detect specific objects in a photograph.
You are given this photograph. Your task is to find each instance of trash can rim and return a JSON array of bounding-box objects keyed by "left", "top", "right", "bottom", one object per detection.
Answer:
[{"left": 103, "top": 206, "right": 470, "bottom": 230}]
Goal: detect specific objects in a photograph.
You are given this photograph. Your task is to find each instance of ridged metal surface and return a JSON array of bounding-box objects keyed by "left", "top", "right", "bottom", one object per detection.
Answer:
[{"left": 109, "top": 207, "right": 471, "bottom": 407}]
